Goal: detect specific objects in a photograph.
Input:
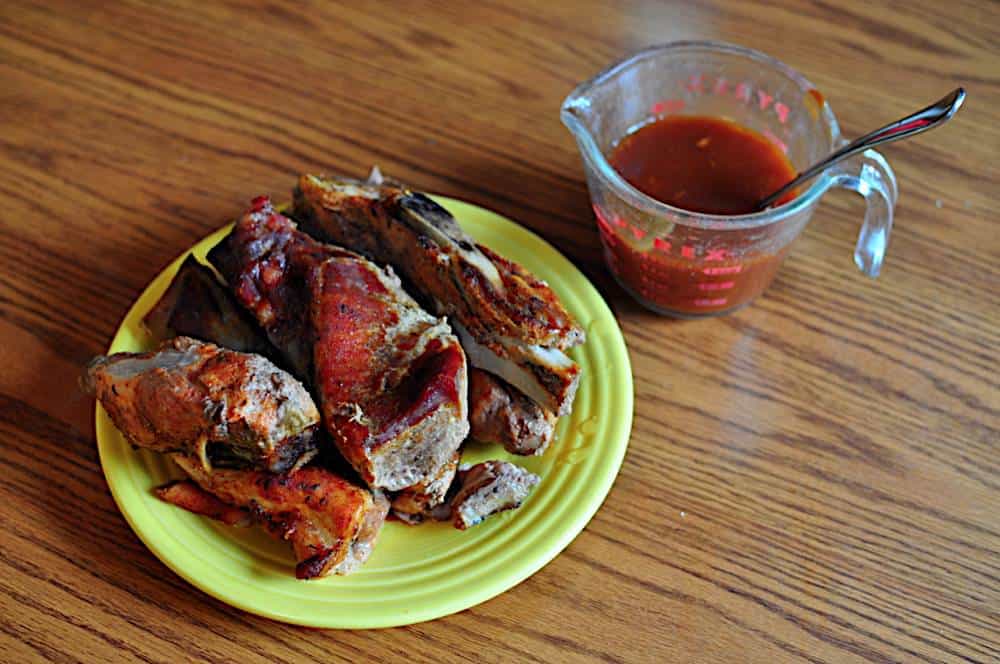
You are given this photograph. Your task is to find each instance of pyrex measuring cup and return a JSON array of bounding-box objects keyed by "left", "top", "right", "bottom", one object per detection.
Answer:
[{"left": 561, "top": 41, "right": 898, "bottom": 318}]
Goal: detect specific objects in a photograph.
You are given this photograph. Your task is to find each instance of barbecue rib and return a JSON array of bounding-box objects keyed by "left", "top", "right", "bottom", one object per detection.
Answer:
[
  {"left": 292, "top": 175, "right": 585, "bottom": 416},
  {"left": 210, "top": 197, "right": 468, "bottom": 491},
  {"left": 156, "top": 480, "right": 253, "bottom": 527},
  {"left": 390, "top": 451, "right": 460, "bottom": 524},
  {"left": 168, "top": 455, "right": 389, "bottom": 578},
  {"left": 208, "top": 196, "right": 357, "bottom": 381},
  {"left": 440, "top": 461, "right": 540, "bottom": 530},
  {"left": 143, "top": 255, "right": 276, "bottom": 360},
  {"left": 82, "top": 337, "right": 320, "bottom": 473},
  {"left": 468, "top": 369, "right": 556, "bottom": 455}
]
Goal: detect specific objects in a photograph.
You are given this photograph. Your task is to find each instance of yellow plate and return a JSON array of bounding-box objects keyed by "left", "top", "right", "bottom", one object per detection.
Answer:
[{"left": 96, "top": 196, "right": 633, "bottom": 628}]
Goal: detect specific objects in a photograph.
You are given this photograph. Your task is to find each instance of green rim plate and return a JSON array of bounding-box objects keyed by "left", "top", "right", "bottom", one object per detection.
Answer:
[{"left": 95, "top": 196, "right": 633, "bottom": 628}]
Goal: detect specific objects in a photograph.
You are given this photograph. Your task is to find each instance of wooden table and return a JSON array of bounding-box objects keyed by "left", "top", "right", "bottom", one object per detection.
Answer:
[{"left": 2, "top": 1, "right": 996, "bottom": 661}]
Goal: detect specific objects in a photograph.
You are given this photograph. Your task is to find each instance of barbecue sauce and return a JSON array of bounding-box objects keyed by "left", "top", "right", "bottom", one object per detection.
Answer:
[
  {"left": 609, "top": 115, "right": 797, "bottom": 215},
  {"left": 599, "top": 116, "right": 799, "bottom": 315}
]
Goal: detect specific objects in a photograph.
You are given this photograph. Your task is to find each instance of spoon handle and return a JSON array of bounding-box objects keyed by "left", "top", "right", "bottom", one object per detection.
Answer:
[{"left": 757, "top": 87, "right": 966, "bottom": 210}]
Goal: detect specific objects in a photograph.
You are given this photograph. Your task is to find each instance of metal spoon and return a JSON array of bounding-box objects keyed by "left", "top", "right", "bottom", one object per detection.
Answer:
[{"left": 755, "top": 87, "right": 966, "bottom": 211}]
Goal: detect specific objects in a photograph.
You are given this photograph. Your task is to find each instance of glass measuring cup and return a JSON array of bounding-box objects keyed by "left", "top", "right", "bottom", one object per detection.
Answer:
[{"left": 561, "top": 41, "right": 898, "bottom": 318}]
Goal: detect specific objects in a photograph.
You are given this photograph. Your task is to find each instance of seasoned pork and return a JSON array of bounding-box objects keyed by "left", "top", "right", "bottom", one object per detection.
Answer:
[
  {"left": 142, "top": 255, "right": 276, "bottom": 359},
  {"left": 169, "top": 455, "right": 389, "bottom": 578},
  {"left": 208, "top": 196, "right": 356, "bottom": 381},
  {"left": 390, "top": 451, "right": 460, "bottom": 524},
  {"left": 155, "top": 480, "right": 252, "bottom": 527},
  {"left": 210, "top": 197, "right": 468, "bottom": 491},
  {"left": 440, "top": 461, "right": 540, "bottom": 530},
  {"left": 292, "top": 175, "right": 584, "bottom": 415},
  {"left": 82, "top": 337, "right": 320, "bottom": 473},
  {"left": 468, "top": 369, "right": 556, "bottom": 455}
]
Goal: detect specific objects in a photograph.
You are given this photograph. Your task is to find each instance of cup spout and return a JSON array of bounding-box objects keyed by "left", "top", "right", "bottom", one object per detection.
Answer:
[{"left": 560, "top": 94, "right": 594, "bottom": 139}]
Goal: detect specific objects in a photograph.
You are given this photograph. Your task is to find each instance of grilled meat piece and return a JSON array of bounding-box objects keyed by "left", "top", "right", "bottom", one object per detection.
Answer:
[
  {"left": 439, "top": 461, "right": 540, "bottom": 530},
  {"left": 390, "top": 451, "right": 460, "bottom": 524},
  {"left": 310, "top": 256, "right": 468, "bottom": 491},
  {"left": 211, "top": 197, "right": 468, "bottom": 491},
  {"left": 143, "top": 255, "right": 277, "bottom": 359},
  {"left": 208, "top": 196, "right": 357, "bottom": 381},
  {"left": 468, "top": 368, "right": 557, "bottom": 455},
  {"left": 82, "top": 337, "right": 320, "bottom": 473},
  {"left": 170, "top": 455, "right": 389, "bottom": 578},
  {"left": 292, "top": 175, "right": 584, "bottom": 415},
  {"left": 155, "top": 480, "right": 253, "bottom": 527}
]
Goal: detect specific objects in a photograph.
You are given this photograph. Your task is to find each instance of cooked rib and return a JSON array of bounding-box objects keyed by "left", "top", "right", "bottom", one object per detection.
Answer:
[
  {"left": 143, "top": 255, "right": 277, "bottom": 359},
  {"left": 390, "top": 451, "right": 460, "bottom": 524},
  {"left": 210, "top": 196, "right": 468, "bottom": 491},
  {"left": 170, "top": 455, "right": 389, "bottom": 578},
  {"left": 155, "top": 480, "right": 252, "bottom": 527},
  {"left": 208, "top": 196, "right": 358, "bottom": 381},
  {"left": 310, "top": 255, "right": 468, "bottom": 490},
  {"left": 441, "top": 461, "right": 540, "bottom": 530},
  {"left": 82, "top": 337, "right": 320, "bottom": 473},
  {"left": 468, "top": 369, "right": 556, "bottom": 455},
  {"left": 292, "top": 175, "right": 584, "bottom": 415}
]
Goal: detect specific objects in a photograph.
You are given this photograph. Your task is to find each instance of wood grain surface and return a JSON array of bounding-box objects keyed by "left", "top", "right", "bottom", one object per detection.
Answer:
[{"left": 1, "top": 1, "right": 997, "bottom": 662}]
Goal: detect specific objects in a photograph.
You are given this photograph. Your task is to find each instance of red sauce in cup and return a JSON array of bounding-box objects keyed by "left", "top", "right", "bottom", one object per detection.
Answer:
[
  {"left": 610, "top": 115, "right": 797, "bottom": 215},
  {"left": 601, "top": 115, "right": 798, "bottom": 315}
]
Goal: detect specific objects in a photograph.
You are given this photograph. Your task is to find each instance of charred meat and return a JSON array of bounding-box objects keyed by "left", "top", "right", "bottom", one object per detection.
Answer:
[
  {"left": 438, "top": 460, "right": 540, "bottom": 530},
  {"left": 169, "top": 455, "right": 389, "bottom": 578},
  {"left": 208, "top": 196, "right": 358, "bottom": 381},
  {"left": 142, "top": 255, "right": 277, "bottom": 359},
  {"left": 155, "top": 480, "right": 252, "bottom": 527},
  {"left": 310, "top": 255, "right": 468, "bottom": 491},
  {"left": 210, "top": 197, "right": 468, "bottom": 491},
  {"left": 292, "top": 175, "right": 584, "bottom": 415},
  {"left": 82, "top": 336, "right": 320, "bottom": 473},
  {"left": 468, "top": 369, "right": 556, "bottom": 455}
]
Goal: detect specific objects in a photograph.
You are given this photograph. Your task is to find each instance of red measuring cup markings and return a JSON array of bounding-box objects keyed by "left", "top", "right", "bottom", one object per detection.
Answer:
[{"left": 593, "top": 202, "right": 787, "bottom": 314}]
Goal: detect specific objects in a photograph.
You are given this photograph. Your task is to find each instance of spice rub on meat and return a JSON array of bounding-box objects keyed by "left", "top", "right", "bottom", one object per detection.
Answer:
[
  {"left": 83, "top": 336, "right": 321, "bottom": 473},
  {"left": 209, "top": 197, "right": 468, "bottom": 492},
  {"left": 292, "top": 175, "right": 584, "bottom": 417},
  {"left": 164, "top": 456, "right": 389, "bottom": 578}
]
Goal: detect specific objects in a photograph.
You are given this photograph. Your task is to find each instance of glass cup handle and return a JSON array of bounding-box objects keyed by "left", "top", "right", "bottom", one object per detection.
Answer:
[{"left": 827, "top": 147, "right": 898, "bottom": 277}]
